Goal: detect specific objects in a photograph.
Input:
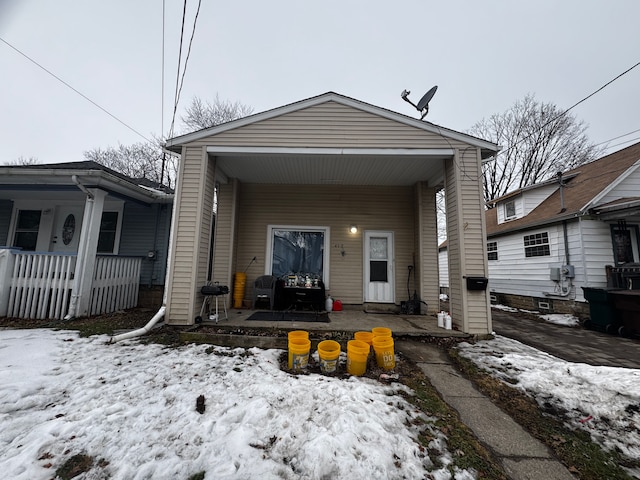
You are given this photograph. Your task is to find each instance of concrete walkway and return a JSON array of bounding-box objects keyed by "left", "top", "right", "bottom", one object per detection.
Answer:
[{"left": 396, "top": 339, "right": 576, "bottom": 480}]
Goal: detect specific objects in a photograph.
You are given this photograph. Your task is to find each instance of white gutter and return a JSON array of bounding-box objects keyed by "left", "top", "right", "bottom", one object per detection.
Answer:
[
  {"left": 108, "top": 306, "right": 166, "bottom": 343},
  {"left": 109, "top": 175, "right": 179, "bottom": 343}
]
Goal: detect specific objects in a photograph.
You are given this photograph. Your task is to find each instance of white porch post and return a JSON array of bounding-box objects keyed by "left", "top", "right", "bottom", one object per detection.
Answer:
[{"left": 66, "top": 189, "right": 106, "bottom": 318}]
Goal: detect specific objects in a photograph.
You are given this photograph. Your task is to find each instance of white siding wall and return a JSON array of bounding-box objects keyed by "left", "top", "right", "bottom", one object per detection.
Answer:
[
  {"left": 438, "top": 249, "right": 449, "bottom": 288},
  {"left": 597, "top": 167, "right": 640, "bottom": 205},
  {"left": 522, "top": 184, "right": 558, "bottom": 215}
]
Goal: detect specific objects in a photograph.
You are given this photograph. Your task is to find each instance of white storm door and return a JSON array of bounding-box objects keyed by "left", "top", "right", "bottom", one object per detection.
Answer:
[
  {"left": 364, "top": 231, "right": 394, "bottom": 303},
  {"left": 49, "top": 205, "right": 84, "bottom": 253}
]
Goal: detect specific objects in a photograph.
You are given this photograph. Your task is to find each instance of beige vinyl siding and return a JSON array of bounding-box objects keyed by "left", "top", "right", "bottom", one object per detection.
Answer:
[
  {"left": 223, "top": 184, "right": 418, "bottom": 306},
  {"left": 181, "top": 102, "right": 469, "bottom": 151},
  {"left": 166, "top": 147, "right": 214, "bottom": 325},
  {"left": 445, "top": 148, "right": 491, "bottom": 335}
]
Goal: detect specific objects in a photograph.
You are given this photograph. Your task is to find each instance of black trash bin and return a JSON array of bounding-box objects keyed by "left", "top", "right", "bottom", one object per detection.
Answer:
[{"left": 581, "top": 287, "right": 622, "bottom": 333}]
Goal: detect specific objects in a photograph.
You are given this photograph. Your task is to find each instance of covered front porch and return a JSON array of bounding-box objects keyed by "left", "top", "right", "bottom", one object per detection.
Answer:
[{"left": 164, "top": 93, "right": 498, "bottom": 335}]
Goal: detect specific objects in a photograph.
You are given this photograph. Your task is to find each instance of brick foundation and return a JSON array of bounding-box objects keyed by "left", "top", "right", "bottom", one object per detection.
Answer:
[{"left": 489, "top": 292, "right": 590, "bottom": 319}]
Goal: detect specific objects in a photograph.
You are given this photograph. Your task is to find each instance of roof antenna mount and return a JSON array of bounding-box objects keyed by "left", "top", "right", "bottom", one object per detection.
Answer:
[{"left": 401, "top": 86, "right": 438, "bottom": 120}]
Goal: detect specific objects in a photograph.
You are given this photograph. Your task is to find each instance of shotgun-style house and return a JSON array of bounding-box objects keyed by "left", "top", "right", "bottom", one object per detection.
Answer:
[
  {"left": 164, "top": 92, "right": 499, "bottom": 335},
  {"left": 0, "top": 161, "right": 173, "bottom": 320},
  {"left": 440, "top": 141, "right": 640, "bottom": 316}
]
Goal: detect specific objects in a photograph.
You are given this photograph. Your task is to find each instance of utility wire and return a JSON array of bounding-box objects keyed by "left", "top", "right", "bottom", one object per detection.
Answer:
[
  {"left": 168, "top": 0, "right": 202, "bottom": 139},
  {"left": 496, "top": 60, "right": 640, "bottom": 158},
  {"left": 0, "top": 35, "right": 153, "bottom": 144},
  {"left": 169, "top": 0, "right": 188, "bottom": 139}
]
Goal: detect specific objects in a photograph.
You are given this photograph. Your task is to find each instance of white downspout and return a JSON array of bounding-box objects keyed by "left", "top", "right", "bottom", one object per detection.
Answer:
[{"left": 109, "top": 182, "right": 179, "bottom": 343}]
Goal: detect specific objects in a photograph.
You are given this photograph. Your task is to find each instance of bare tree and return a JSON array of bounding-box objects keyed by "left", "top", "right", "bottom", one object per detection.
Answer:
[
  {"left": 4, "top": 156, "right": 39, "bottom": 166},
  {"left": 469, "top": 94, "right": 601, "bottom": 205},
  {"left": 180, "top": 94, "right": 254, "bottom": 132},
  {"left": 83, "top": 95, "right": 253, "bottom": 188},
  {"left": 83, "top": 136, "right": 177, "bottom": 188}
]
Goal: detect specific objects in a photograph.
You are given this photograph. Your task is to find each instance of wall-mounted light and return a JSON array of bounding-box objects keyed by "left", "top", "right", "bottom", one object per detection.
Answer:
[{"left": 349, "top": 225, "right": 358, "bottom": 234}]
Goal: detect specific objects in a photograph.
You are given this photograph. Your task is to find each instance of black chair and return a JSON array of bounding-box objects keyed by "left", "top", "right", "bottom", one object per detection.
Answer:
[{"left": 252, "top": 275, "right": 277, "bottom": 309}]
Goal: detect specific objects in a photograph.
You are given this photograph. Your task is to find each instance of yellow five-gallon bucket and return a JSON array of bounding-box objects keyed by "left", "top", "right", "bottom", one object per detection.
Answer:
[
  {"left": 372, "top": 326, "right": 392, "bottom": 338},
  {"left": 354, "top": 331, "right": 374, "bottom": 346},
  {"left": 372, "top": 335, "right": 395, "bottom": 370},
  {"left": 317, "top": 340, "right": 341, "bottom": 374},
  {"left": 288, "top": 337, "right": 311, "bottom": 371},
  {"left": 346, "top": 339, "right": 369, "bottom": 376},
  {"left": 233, "top": 272, "right": 247, "bottom": 308}
]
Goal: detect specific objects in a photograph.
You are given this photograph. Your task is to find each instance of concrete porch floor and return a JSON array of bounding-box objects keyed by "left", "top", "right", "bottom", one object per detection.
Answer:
[{"left": 198, "top": 305, "right": 469, "bottom": 339}]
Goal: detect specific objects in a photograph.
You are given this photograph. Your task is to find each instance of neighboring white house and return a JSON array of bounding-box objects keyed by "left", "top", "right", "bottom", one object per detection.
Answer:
[{"left": 440, "top": 142, "right": 640, "bottom": 316}]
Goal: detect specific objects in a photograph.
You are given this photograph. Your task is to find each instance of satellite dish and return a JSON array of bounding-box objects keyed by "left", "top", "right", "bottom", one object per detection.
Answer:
[{"left": 400, "top": 85, "right": 438, "bottom": 120}]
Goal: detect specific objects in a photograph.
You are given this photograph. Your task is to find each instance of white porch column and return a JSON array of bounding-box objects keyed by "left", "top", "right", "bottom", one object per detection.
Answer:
[{"left": 66, "top": 189, "right": 106, "bottom": 318}]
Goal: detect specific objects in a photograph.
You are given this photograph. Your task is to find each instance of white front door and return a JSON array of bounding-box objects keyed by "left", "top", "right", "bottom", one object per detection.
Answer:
[
  {"left": 364, "top": 231, "right": 394, "bottom": 303},
  {"left": 49, "top": 205, "right": 84, "bottom": 253}
]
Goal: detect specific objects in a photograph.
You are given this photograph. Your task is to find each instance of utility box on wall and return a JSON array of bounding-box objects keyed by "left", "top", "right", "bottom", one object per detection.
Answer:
[
  {"left": 550, "top": 267, "right": 561, "bottom": 281},
  {"left": 561, "top": 265, "right": 575, "bottom": 278}
]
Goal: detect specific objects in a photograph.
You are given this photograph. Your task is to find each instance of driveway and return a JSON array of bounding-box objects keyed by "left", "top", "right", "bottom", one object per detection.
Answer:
[{"left": 491, "top": 309, "right": 640, "bottom": 369}]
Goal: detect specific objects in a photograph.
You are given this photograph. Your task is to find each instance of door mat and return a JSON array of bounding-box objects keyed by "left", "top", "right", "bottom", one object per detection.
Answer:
[{"left": 247, "top": 311, "right": 330, "bottom": 323}]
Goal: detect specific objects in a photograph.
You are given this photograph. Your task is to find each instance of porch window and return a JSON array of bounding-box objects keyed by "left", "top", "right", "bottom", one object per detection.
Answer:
[
  {"left": 97, "top": 211, "right": 119, "bottom": 253},
  {"left": 13, "top": 210, "right": 41, "bottom": 251},
  {"left": 524, "top": 232, "right": 550, "bottom": 257},
  {"left": 267, "top": 226, "right": 328, "bottom": 282},
  {"left": 487, "top": 241, "right": 498, "bottom": 261}
]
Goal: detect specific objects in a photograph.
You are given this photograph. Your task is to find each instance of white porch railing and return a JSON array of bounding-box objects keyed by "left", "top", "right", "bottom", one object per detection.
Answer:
[
  {"left": 89, "top": 256, "right": 141, "bottom": 316},
  {"left": 0, "top": 250, "right": 141, "bottom": 320}
]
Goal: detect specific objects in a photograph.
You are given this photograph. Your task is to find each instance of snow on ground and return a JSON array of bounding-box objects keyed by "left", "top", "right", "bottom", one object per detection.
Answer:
[
  {"left": 492, "top": 303, "right": 580, "bottom": 327},
  {"left": 456, "top": 335, "right": 640, "bottom": 467},
  {"left": 0, "top": 329, "right": 472, "bottom": 480}
]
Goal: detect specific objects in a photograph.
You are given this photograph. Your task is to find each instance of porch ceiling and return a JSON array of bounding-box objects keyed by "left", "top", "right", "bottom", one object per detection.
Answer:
[{"left": 213, "top": 152, "right": 450, "bottom": 187}]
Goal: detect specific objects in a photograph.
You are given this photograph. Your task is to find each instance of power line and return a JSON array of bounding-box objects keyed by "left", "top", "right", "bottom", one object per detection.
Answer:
[
  {"left": 0, "top": 36, "right": 153, "bottom": 144},
  {"left": 496, "top": 60, "right": 640, "bottom": 158},
  {"left": 168, "top": 0, "right": 202, "bottom": 139}
]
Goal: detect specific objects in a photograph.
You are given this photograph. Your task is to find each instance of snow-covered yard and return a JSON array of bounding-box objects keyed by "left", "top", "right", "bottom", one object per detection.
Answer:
[
  {"left": 0, "top": 329, "right": 471, "bottom": 480},
  {"left": 1, "top": 307, "right": 638, "bottom": 479}
]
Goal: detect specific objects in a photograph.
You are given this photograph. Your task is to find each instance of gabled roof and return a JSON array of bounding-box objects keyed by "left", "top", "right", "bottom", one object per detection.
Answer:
[
  {"left": 486, "top": 142, "right": 640, "bottom": 236},
  {"left": 165, "top": 91, "right": 499, "bottom": 159},
  {"left": 0, "top": 161, "right": 173, "bottom": 204}
]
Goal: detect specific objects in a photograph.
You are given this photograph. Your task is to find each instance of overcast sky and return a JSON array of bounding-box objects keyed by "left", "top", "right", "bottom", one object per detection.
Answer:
[{"left": 1, "top": 0, "right": 639, "bottom": 165}]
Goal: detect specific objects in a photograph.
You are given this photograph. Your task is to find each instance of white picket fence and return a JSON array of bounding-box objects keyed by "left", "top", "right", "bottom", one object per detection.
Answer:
[
  {"left": 0, "top": 251, "right": 141, "bottom": 320},
  {"left": 89, "top": 255, "right": 141, "bottom": 316}
]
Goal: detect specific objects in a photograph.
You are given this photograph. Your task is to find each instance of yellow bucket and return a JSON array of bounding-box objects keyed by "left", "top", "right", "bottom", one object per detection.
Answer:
[
  {"left": 372, "top": 336, "right": 395, "bottom": 370},
  {"left": 317, "top": 340, "right": 341, "bottom": 374},
  {"left": 288, "top": 330, "right": 309, "bottom": 341},
  {"left": 354, "top": 331, "right": 374, "bottom": 346},
  {"left": 288, "top": 337, "right": 311, "bottom": 371},
  {"left": 372, "top": 326, "right": 392, "bottom": 338},
  {"left": 346, "top": 340, "right": 369, "bottom": 376},
  {"left": 233, "top": 272, "right": 247, "bottom": 308}
]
